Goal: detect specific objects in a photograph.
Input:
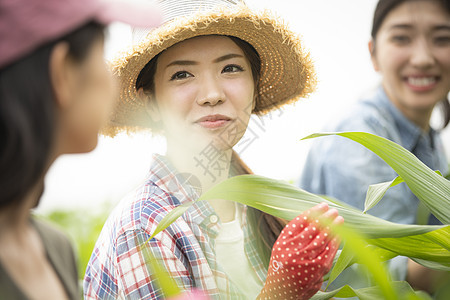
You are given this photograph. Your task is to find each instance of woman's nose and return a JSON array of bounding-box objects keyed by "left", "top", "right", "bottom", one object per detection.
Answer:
[
  {"left": 410, "top": 39, "right": 435, "bottom": 69},
  {"left": 196, "top": 74, "right": 225, "bottom": 106}
]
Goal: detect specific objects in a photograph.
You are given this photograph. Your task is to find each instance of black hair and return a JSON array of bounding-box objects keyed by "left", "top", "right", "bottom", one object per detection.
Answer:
[
  {"left": 371, "top": 0, "right": 450, "bottom": 128},
  {"left": 0, "top": 21, "right": 104, "bottom": 208},
  {"left": 371, "top": 0, "right": 450, "bottom": 39}
]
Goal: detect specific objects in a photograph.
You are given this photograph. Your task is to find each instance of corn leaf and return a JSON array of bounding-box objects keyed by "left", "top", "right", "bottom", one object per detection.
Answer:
[
  {"left": 302, "top": 132, "right": 450, "bottom": 224},
  {"left": 364, "top": 176, "right": 403, "bottom": 213},
  {"left": 198, "top": 175, "right": 442, "bottom": 238},
  {"left": 368, "top": 226, "right": 450, "bottom": 267},
  {"left": 325, "top": 245, "right": 399, "bottom": 289},
  {"left": 324, "top": 221, "right": 397, "bottom": 298},
  {"left": 195, "top": 176, "right": 450, "bottom": 298},
  {"left": 147, "top": 201, "right": 193, "bottom": 241},
  {"left": 326, "top": 244, "right": 355, "bottom": 290},
  {"left": 416, "top": 200, "right": 431, "bottom": 225},
  {"left": 365, "top": 171, "right": 442, "bottom": 215},
  {"left": 410, "top": 258, "right": 450, "bottom": 272},
  {"left": 146, "top": 251, "right": 182, "bottom": 297},
  {"left": 149, "top": 175, "right": 449, "bottom": 268},
  {"left": 311, "top": 282, "right": 432, "bottom": 300},
  {"left": 139, "top": 243, "right": 182, "bottom": 297}
]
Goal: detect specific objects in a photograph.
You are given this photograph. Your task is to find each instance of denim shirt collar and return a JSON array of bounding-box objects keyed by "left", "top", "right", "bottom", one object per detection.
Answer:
[{"left": 376, "top": 87, "right": 436, "bottom": 151}]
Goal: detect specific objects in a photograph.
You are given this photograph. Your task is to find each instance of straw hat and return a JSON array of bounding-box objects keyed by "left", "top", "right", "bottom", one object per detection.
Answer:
[{"left": 104, "top": 0, "right": 316, "bottom": 137}]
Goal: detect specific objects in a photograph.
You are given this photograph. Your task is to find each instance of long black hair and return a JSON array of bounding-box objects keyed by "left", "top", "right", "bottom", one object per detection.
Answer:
[
  {"left": 0, "top": 21, "right": 104, "bottom": 208},
  {"left": 371, "top": 0, "right": 450, "bottom": 129}
]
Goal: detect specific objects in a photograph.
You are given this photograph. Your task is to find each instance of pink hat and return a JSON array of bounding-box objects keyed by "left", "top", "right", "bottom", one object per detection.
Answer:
[{"left": 0, "top": 0, "right": 162, "bottom": 68}]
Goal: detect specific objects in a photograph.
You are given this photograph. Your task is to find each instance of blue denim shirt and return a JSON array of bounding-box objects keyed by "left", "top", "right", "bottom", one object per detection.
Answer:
[{"left": 298, "top": 87, "right": 448, "bottom": 285}]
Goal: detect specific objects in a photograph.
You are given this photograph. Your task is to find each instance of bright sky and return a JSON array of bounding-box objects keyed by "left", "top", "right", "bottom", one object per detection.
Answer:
[{"left": 37, "top": 0, "right": 450, "bottom": 213}]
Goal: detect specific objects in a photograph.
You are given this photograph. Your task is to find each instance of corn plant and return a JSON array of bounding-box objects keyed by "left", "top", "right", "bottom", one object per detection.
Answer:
[{"left": 149, "top": 132, "right": 449, "bottom": 299}]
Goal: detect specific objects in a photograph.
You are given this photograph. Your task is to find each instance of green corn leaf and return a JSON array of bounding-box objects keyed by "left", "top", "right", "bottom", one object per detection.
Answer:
[
  {"left": 325, "top": 245, "right": 400, "bottom": 290},
  {"left": 326, "top": 243, "right": 355, "bottom": 290},
  {"left": 410, "top": 258, "right": 450, "bottom": 272},
  {"left": 324, "top": 221, "right": 398, "bottom": 299},
  {"left": 311, "top": 282, "right": 432, "bottom": 300},
  {"left": 364, "top": 176, "right": 403, "bottom": 213},
  {"left": 146, "top": 251, "right": 182, "bottom": 297},
  {"left": 147, "top": 201, "right": 193, "bottom": 241},
  {"left": 364, "top": 171, "right": 442, "bottom": 215},
  {"left": 302, "top": 132, "right": 450, "bottom": 224},
  {"left": 196, "top": 176, "right": 449, "bottom": 298},
  {"left": 368, "top": 226, "right": 450, "bottom": 267},
  {"left": 139, "top": 242, "right": 182, "bottom": 297},
  {"left": 197, "top": 175, "right": 443, "bottom": 238},
  {"left": 149, "top": 175, "right": 449, "bottom": 271},
  {"left": 146, "top": 176, "right": 448, "bottom": 298},
  {"left": 416, "top": 200, "right": 431, "bottom": 225}
]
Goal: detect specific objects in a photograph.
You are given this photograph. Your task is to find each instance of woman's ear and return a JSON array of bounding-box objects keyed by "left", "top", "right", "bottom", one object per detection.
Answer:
[
  {"left": 49, "top": 42, "right": 76, "bottom": 109},
  {"left": 368, "top": 39, "right": 380, "bottom": 72},
  {"left": 139, "top": 88, "right": 161, "bottom": 123}
]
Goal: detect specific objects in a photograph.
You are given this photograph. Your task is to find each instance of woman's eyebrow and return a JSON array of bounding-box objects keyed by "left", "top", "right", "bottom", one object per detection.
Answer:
[
  {"left": 166, "top": 60, "right": 198, "bottom": 68},
  {"left": 388, "top": 23, "right": 413, "bottom": 31},
  {"left": 213, "top": 53, "right": 244, "bottom": 63},
  {"left": 433, "top": 24, "right": 450, "bottom": 31},
  {"left": 165, "top": 53, "right": 244, "bottom": 68},
  {"left": 388, "top": 23, "right": 450, "bottom": 31}
]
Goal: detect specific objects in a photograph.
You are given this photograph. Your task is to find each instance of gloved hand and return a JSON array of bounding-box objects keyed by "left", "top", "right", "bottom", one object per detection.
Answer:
[{"left": 259, "top": 202, "right": 343, "bottom": 299}]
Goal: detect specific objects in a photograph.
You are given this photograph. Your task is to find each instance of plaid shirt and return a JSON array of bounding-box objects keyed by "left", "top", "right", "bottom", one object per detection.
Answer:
[{"left": 84, "top": 154, "right": 267, "bottom": 299}]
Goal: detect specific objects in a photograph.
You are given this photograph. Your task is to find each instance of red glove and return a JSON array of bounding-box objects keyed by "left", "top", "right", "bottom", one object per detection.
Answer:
[{"left": 259, "top": 203, "right": 343, "bottom": 299}]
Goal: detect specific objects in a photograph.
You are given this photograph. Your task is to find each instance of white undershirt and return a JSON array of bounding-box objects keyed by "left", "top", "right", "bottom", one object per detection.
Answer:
[{"left": 215, "top": 206, "right": 263, "bottom": 299}]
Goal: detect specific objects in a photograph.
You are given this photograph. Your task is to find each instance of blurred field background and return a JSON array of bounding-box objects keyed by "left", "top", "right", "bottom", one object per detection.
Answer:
[{"left": 34, "top": 0, "right": 450, "bottom": 279}]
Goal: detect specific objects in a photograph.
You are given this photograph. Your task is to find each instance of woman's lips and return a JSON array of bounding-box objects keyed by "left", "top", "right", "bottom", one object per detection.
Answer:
[
  {"left": 405, "top": 76, "right": 439, "bottom": 92},
  {"left": 195, "top": 114, "right": 232, "bottom": 129}
]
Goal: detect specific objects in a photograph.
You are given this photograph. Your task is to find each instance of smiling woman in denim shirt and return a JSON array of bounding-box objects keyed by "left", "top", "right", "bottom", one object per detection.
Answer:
[{"left": 298, "top": 0, "right": 449, "bottom": 295}]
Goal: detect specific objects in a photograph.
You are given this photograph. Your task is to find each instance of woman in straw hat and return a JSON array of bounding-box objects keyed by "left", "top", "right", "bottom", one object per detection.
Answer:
[
  {"left": 0, "top": 0, "right": 161, "bottom": 299},
  {"left": 84, "top": 0, "right": 343, "bottom": 299}
]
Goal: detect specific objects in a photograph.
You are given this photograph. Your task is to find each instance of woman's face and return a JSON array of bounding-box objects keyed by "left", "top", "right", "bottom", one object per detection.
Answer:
[
  {"left": 151, "top": 35, "right": 255, "bottom": 152},
  {"left": 370, "top": 0, "right": 450, "bottom": 123},
  {"left": 59, "top": 38, "right": 115, "bottom": 154}
]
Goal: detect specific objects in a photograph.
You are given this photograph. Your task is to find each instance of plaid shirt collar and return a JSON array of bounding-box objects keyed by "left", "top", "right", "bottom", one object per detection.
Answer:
[{"left": 147, "top": 154, "right": 223, "bottom": 238}]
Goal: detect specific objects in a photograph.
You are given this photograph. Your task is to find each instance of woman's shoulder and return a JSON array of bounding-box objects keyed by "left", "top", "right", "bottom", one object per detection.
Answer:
[
  {"left": 31, "top": 217, "right": 74, "bottom": 251},
  {"left": 31, "top": 217, "right": 79, "bottom": 300},
  {"left": 101, "top": 179, "right": 184, "bottom": 240},
  {"left": 325, "top": 92, "right": 395, "bottom": 136},
  {"left": 308, "top": 91, "right": 398, "bottom": 161}
]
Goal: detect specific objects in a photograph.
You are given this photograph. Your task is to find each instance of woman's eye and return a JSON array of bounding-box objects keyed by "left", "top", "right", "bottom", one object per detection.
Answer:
[
  {"left": 434, "top": 36, "right": 450, "bottom": 46},
  {"left": 170, "top": 71, "right": 193, "bottom": 81},
  {"left": 222, "top": 64, "right": 244, "bottom": 73},
  {"left": 390, "top": 35, "right": 411, "bottom": 44}
]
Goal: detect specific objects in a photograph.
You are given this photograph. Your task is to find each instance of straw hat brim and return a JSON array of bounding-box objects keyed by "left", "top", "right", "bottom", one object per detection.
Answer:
[{"left": 104, "top": 4, "right": 316, "bottom": 137}]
